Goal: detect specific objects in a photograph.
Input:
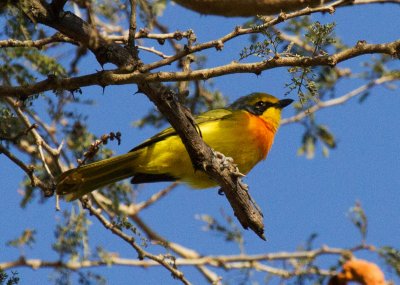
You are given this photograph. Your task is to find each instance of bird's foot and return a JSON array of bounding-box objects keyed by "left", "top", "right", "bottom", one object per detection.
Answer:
[
  {"left": 214, "top": 151, "right": 234, "bottom": 170},
  {"left": 213, "top": 151, "right": 246, "bottom": 178}
]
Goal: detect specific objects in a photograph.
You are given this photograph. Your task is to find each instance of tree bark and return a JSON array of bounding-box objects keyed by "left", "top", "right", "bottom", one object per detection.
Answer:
[
  {"left": 174, "top": 0, "right": 335, "bottom": 17},
  {"left": 17, "top": 0, "right": 136, "bottom": 68}
]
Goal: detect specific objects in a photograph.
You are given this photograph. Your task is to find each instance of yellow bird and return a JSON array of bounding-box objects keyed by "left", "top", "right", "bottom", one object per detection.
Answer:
[{"left": 57, "top": 93, "right": 293, "bottom": 201}]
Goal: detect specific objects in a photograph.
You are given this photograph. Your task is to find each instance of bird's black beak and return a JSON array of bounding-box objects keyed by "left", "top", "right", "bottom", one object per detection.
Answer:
[{"left": 277, "top": 98, "right": 294, "bottom": 109}]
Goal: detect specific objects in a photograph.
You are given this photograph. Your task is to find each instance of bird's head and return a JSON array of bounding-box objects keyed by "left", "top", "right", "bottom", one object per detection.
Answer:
[{"left": 230, "top": 92, "right": 293, "bottom": 129}]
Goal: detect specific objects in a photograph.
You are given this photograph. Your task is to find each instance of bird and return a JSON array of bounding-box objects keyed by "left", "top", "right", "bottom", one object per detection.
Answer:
[{"left": 56, "top": 92, "right": 293, "bottom": 201}]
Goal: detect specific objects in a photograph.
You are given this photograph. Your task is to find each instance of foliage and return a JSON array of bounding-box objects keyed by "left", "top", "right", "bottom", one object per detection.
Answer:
[
  {"left": 0, "top": 270, "right": 19, "bottom": 285},
  {"left": 53, "top": 208, "right": 91, "bottom": 260},
  {"left": 197, "top": 213, "right": 244, "bottom": 252},
  {"left": 379, "top": 246, "right": 400, "bottom": 277},
  {"left": 6, "top": 229, "right": 36, "bottom": 252}
]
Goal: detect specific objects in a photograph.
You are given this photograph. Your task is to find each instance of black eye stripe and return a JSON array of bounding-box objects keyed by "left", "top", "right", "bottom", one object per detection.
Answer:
[{"left": 255, "top": 101, "right": 274, "bottom": 109}]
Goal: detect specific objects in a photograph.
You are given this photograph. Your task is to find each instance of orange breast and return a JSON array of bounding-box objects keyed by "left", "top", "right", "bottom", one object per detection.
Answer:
[{"left": 246, "top": 113, "right": 277, "bottom": 160}]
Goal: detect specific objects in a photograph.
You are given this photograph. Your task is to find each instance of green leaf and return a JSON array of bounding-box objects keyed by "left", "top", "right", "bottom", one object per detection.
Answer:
[
  {"left": 6, "top": 229, "right": 36, "bottom": 249},
  {"left": 379, "top": 246, "right": 400, "bottom": 276},
  {"left": 347, "top": 201, "right": 368, "bottom": 242},
  {"left": 316, "top": 125, "right": 336, "bottom": 149}
]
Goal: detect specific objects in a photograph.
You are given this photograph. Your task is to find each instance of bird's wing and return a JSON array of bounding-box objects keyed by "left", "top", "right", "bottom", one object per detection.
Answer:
[{"left": 129, "top": 108, "right": 234, "bottom": 152}]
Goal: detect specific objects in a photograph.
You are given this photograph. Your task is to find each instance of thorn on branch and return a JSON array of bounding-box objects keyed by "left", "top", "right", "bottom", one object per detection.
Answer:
[
  {"left": 356, "top": 40, "right": 367, "bottom": 48},
  {"left": 44, "top": 182, "right": 56, "bottom": 197},
  {"left": 27, "top": 165, "right": 35, "bottom": 186},
  {"left": 278, "top": 11, "right": 287, "bottom": 21},
  {"left": 327, "top": 56, "right": 337, "bottom": 67},
  {"left": 183, "top": 44, "right": 192, "bottom": 53},
  {"left": 187, "top": 29, "right": 197, "bottom": 46},
  {"left": 138, "top": 28, "right": 149, "bottom": 37},
  {"left": 327, "top": 6, "right": 336, "bottom": 14},
  {"left": 215, "top": 40, "right": 224, "bottom": 51},
  {"left": 174, "top": 31, "right": 183, "bottom": 41},
  {"left": 47, "top": 74, "right": 58, "bottom": 82}
]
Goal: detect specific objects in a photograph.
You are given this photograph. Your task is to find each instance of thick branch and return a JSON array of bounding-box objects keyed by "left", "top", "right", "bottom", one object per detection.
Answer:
[
  {"left": 1, "top": 40, "right": 399, "bottom": 100},
  {"left": 16, "top": 0, "right": 135, "bottom": 68},
  {"left": 174, "top": 0, "right": 399, "bottom": 17},
  {"left": 50, "top": 0, "right": 68, "bottom": 14}
]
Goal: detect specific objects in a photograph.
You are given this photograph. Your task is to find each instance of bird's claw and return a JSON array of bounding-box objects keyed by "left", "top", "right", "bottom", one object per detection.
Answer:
[
  {"left": 213, "top": 151, "right": 246, "bottom": 178},
  {"left": 214, "top": 151, "right": 234, "bottom": 170}
]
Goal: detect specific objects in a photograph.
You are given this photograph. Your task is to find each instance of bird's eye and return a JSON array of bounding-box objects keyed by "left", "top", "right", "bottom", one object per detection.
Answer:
[
  {"left": 249, "top": 100, "right": 274, "bottom": 115},
  {"left": 255, "top": 101, "right": 266, "bottom": 108}
]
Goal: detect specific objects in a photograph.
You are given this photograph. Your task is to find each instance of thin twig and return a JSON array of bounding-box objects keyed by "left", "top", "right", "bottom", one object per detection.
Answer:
[
  {"left": 0, "top": 33, "right": 77, "bottom": 48},
  {"left": 107, "top": 30, "right": 194, "bottom": 43},
  {"left": 92, "top": 183, "right": 178, "bottom": 215},
  {"left": 131, "top": 214, "right": 222, "bottom": 284},
  {"left": 80, "top": 198, "right": 192, "bottom": 285},
  {"left": 128, "top": 0, "right": 137, "bottom": 53},
  {"left": 0, "top": 143, "right": 50, "bottom": 194},
  {"left": 281, "top": 74, "right": 399, "bottom": 125},
  {"left": 0, "top": 244, "right": 374, "bottom": 274},
  {"left": 137, "top": 45, "right": 171, "bottom": 58},
  {"left": 5, "top": 98, "right": 59, "bottom": 176}
]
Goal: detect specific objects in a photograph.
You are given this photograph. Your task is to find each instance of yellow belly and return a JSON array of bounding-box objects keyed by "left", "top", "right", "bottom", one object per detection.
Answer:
[{"left": 133, "top": 112, "right": 276, "bottom": 188}]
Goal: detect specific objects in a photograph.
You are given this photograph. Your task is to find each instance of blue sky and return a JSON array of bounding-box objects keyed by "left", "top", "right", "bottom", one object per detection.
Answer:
[{"left": 1, "top": 2, "right": 400, "bottom": 284}]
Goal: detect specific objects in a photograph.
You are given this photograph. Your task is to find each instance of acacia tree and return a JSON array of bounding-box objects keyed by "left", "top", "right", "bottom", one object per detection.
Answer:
[{"left": 1, "top": 0, "right": 400, "bottom": 284}]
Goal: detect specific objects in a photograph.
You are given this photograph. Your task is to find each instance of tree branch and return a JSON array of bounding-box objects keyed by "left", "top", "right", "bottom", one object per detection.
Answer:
[
  {"left": 281, "top": 74, "right": 399, "bottom": 125},
  {"left": 128, "top": 0, "right": 137, "bottom": 52},
  {"left": 50, "top": 0, "right": 68, "bottom": 15},
  {"left": 91, "top": 191, "right": 223, "bottom": 284},
  {"left": 0, "top": 143, "right": 51, "bottom": 195},
  {"left": 92, "top": 183, "right": 178, "bottom": 215},
  {"left": 0, "top": 32, "right": 76, "bottom": 48},
  {"left": 0, "top": 256, "right": 331, "bottom": 277},
  {"left": 80, "top": 197, "right": 192, "bottom": 285},
  {"left": 1, "top": 39, "right": 398, "bottom": 100},
  {"left": 0, "top": 244, "right": 374, "bottom": 275},
  {"left": 130, "top": 214, "right": 222, "bottom": 284},
  {"left": 16, "top": 0, "right": 135, "bottom": 68}
]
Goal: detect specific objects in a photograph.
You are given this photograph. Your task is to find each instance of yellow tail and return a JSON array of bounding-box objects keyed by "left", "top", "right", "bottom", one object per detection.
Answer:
[{"left": 57, "top": 152, "right": 139, "bottom": 201}]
